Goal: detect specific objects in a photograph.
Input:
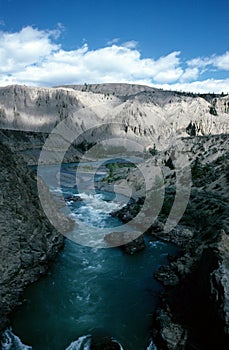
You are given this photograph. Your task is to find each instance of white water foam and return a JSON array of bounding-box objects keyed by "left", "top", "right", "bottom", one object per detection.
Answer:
[
  {"left": 73, "top": 192, "right": 123, "bottom": 213},
  {"left": 50, "top": 186, "right": 73, "bottom": 195},
  {"left": 68, "top": 192, "right": 123, "bottom": 230},
  {"left": 65, "top": 335, "right": 124, "bottom": 350},
  {"left": 65, "top": 335, "right": 91, "bottom": 350},
  {"left": 146, "top": 339, "right": 158, "bottom": 350},
  {"left": 1, "top": 330, "right": 92, "bottom": 350},
  {"left": 51, "top": 188, "right": 124, "bottom": 226},
  {"left": 1, "top": 328, "right": 32, "bottom": 350},
  {"left": 111, "top": 338, "right": 124, "bottom": 350}
]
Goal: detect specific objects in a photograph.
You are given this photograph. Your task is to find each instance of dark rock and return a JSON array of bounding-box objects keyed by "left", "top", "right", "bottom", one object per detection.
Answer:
[
  {"left": 104, "top": 231, "right": 145, "bottom": 254},
  {"left": 153, "top": 230, "right": 229, "bottom": 349},
  {"left": 151, "top": 220, "right": 164, "bottom": 233},
  {"left": 0, "top": 141, "right": 73, "bottom": 331},
  {"left": 111, "top": 197, "right": 144, "bottom": 223},
  {"left": 154, "top": 265, "right": 179, "bottom": 286},
  {"left": 153, "top": 306, "right": 188, "bottom": 350},
  {"left": 150, "top": 223, "right": 194, "bottom": 248},
  {"left": 88, "top": 329, "right": 123, "bottom": 350},
  {"left": 91, "top": 336, "right": 121, "bottom": 350},
  {"left": 65, "top": 195, "right": 83, "bottom": 202}
]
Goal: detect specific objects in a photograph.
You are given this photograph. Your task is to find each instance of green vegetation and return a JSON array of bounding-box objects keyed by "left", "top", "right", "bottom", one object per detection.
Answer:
[
  {"left": 181, "top": 189, "right": 228, "bottom": 240},
  {"left": 191, "top": 154, "right": 228, "bottom": 187},
  {"left": 76, "top": 141, "right": 96, "bottom": 152},
  {"left": 148, "top": 143, "right": 158, "bottom": 156},
  {"left": 103, "top": 161, "right": 136, "bottom": 183}
]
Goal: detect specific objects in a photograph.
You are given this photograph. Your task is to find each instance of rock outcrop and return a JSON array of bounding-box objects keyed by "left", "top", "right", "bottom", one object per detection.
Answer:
[
  {"left": 0, "top": 141, "right": 73, "bottom": 331},
  {"left": 104, "top": 231, "right": 145, "bottom": 254},
  {"left": 153, "top": 230, "right": 229, "bottom": 349}
]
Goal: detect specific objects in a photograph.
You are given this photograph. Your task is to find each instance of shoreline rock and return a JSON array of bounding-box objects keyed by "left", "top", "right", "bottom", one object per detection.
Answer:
[
  {"left": 153, "top": 230, "right": 229, "bottom": 349},
  {"left": 104, "top": 231, "right": 145, "bottom": 254}
]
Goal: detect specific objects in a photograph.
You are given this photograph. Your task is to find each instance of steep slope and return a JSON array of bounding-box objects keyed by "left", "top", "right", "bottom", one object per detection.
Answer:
[
  {"left": 0, "top": 141, "right": 73, "bottom": 331},
  {"left": 109, "top": 133, "right": 229, "bottom": 349}
]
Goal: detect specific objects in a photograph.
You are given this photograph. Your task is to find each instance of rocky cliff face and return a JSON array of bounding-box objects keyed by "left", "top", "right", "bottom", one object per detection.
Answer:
[
  {"left": 152, "top": 230, "right": 229, "bottom": 350},
  {"left": 0, "top": 129, "right": 81, "bottom": 164},
  {"left": 0, "top": 84, "right": 228, "bottom": 149},
  {"left": 110, "top": 133, "right": 229, "bottom": 349},
  {"left": 0, "top": 141, "right": 72, "bottom": 331}
]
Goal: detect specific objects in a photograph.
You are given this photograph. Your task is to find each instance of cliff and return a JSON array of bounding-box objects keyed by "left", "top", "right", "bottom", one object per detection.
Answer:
[
  {"left": 153, "top": 230, "right": 229, "bottom": 349},
  {"left": 0, "top": 141, "right": 72, "bottom": 331},
  {"left": 0, "top": 85, "right": 228, "bottom": 148},
  {"left": 110, "top": 133, "right": 229, "bottom": 349}
]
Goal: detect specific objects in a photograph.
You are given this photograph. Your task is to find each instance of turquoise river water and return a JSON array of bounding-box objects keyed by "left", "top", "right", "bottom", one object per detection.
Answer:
[{"left": 1, "top": 163, "right": 179, "bottom": 350}]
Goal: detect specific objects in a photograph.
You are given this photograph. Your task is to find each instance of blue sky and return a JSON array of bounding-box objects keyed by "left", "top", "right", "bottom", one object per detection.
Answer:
[{"left": 0, "top": 0, "right": 228, "bottom": 92}]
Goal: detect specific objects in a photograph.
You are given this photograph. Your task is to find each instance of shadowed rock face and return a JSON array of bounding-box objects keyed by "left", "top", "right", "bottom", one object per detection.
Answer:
[
  {"left": 153, "top": 231, "right": 229, "bottom": 350},
  {"left": 0, "top": 141, "right": 73, "bottom": 331}
]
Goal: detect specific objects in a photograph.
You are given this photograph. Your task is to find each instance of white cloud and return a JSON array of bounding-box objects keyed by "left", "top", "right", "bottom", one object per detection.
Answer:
[
  {"left": 154, "top": 78, "right": 229, "bottom": 94},
  {"left": 214, "top": 51, "right": 229, "bottom": 70},
  {"left": 187, "top": 56, "right": 211, "bottom": 68},
  {"left": 152, "top": 52, "right": 183, "bottom": 83},
  {"left": 107, "top": 38, "right": 120, "bottom": 45},
  {"left": 122, "top": 40, "right": 138, "bottom": 49},
  {"left": 188, "top": 52, "right": 229, "bottom": 71},
  {"left": 0, "top": 26, "right": 228, "bottom": 93},
  {"left": 180, "top": 67, "right": 200, "bottom": 82},
  {"left": 0, "top": 26, "right": 60, "bottom": 74}
]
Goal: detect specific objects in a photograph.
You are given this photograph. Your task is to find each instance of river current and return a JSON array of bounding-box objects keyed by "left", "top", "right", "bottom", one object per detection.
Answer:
[{"left": 1, "top": 163, "right": 178, "bottom": 350}]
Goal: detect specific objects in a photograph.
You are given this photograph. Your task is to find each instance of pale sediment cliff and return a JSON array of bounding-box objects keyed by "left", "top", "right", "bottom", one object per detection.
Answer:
[
  {"left": 0, "top": 84, "right": 228, "bottom": 168},
  {"left": 0, "top": 84, "right": 228, "bottom": 144}
]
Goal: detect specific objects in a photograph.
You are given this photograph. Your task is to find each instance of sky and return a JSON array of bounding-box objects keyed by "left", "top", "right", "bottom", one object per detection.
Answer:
[{"left": 0, "top": 0, "right": 228, "bottom": 93}]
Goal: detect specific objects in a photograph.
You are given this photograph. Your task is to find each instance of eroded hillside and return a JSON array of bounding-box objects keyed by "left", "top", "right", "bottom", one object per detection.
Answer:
[{"left": 0, "top": 84, "right": 228, "bottom": 146}]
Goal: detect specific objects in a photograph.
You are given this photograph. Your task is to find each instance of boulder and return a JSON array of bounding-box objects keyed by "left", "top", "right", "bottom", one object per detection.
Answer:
[{"left": 104, "top": 231, "right": 145, "bottom": 254}]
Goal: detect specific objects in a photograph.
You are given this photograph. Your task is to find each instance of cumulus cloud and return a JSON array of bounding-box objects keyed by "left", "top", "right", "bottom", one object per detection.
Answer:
[
  {"left": 154, "top": 78, "right": 229, "bottom": 94},
  {"left": 214, "top": 51, "right": 229, "bottom": 70},
  {"left": 188, "top": 51, "right": 229, "bottom": 71},
  {"left": 0, "top": 26, "right": 60, "bottom": 75},
  {"left": 0, "top": 26, "right": 228, "bottom": 93},
  {"left": 180, "top": 67, "right": 200, "bottom": 82}
]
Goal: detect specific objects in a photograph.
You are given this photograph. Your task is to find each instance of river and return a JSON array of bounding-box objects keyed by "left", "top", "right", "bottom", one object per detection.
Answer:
[{"left": 1, "top": 162, "right": 179, "bottom": 350}]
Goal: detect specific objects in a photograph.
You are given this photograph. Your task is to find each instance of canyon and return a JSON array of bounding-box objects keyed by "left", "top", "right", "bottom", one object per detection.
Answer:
[{"left": 0, "top": 83, "right": 228, "bottom": 349}]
